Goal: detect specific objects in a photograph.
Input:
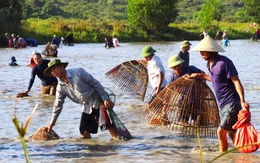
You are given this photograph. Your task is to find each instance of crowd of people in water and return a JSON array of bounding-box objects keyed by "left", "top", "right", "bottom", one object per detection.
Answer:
[
  {"left": 1, "top": 33, "right": 38, "bottom": 48},
  {"left": 1, "top": 26, "right": 258, "bottom": 49},
  {"left": 0, "top": 32, "right": 74, "bottom": 49},
  {"left": 5, "top": 29, "right": 255, "bottom": 154}
]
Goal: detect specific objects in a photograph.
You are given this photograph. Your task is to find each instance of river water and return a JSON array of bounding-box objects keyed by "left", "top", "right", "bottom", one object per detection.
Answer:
[{"left": 0, "top": 40, "right": 259, "bottom": 163}]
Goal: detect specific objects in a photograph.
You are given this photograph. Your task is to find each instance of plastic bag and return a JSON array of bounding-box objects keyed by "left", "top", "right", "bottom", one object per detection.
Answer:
[
  {"left": 107, "top": 109, "right": 132, "bottom": 140},
  {"left": 232, "top": 109, "right": 260, "bottom": 153}
]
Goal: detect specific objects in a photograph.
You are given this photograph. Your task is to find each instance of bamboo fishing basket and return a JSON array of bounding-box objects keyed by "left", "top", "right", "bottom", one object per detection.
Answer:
[
  {"left": 143, "top": 76, "right": 220, "bottom": 138},
  {"left": 105, "top": 60, "right": 148, "bottom": 101}
]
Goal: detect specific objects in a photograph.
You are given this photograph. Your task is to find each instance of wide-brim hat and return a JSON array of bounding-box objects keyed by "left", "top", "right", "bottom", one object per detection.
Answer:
[
  {"left": 44, "top": 59, "right": 68, "bottom": 77},
  {"left": 181, "top": 40, "right": 192, "bottom": 48},
  {"left": 141, "top": 46, "right": 156, "bottom": 57},
  {"left": 191, "top": 35, "right": 225, "bottom": 52},
  {"left": 168, "top": 55, "right": 184, "bottom": 68}
]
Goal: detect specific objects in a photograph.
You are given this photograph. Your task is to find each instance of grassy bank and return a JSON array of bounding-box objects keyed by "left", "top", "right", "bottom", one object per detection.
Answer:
[{"left": 20, "top": 18, "right": 254, "bottom": 44}]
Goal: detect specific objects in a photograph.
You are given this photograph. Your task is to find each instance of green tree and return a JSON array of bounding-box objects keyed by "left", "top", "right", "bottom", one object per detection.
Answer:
[
  {"left": 243, "top": 0, "right": 260, "bottom": 24},
  {"left": 127, "top": 0, "right": 178, "bottom": 35},
  {"left": 196, "top": 0, "right": 222, "bottom": 31},
  {"left": 41, "top": 0, "right": 64, "bottom": 18},
  {"left": 0, "top": 0, "right": 23, "bottom": 33}
]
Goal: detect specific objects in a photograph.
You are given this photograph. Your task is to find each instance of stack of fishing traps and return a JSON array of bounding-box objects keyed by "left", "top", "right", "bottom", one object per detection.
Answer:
[{"left": 143, "top": 76, "right": 220, "bottom": 138}]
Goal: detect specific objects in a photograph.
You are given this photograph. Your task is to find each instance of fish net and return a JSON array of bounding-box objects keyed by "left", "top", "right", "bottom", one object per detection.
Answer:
[
  {"left": 104, "top": 87, "right": 132, "bottom": 140},
  {"left": 143, "top": 76, "right": 220, "bottom": 138},
  {"left": 107, "top": 109, "right": 132, "bottom": 140},
  {"left": 105, "top": 60, "right": 148, "bottom": 101}
]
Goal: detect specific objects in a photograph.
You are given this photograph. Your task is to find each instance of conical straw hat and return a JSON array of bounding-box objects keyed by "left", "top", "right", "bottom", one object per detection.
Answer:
[{"left": 191, "top": 35, "right": 225, "bottom": 52}]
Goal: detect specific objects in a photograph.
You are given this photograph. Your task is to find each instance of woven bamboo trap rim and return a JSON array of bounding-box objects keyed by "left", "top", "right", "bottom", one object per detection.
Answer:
[
  {"left": 105, "top": 60, "right": 148, "bottom": 101},
  {"left": 143, "top": 76, "right": 220, "bottom": 138}
]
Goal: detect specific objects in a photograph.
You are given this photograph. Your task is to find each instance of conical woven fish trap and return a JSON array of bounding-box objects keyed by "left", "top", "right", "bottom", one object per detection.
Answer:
[
  {"left": 143, "top": 76, "right": 220, "bottom": 138},
  {"left": 105, "top": 60, "right": 148, "bottom": 101}
]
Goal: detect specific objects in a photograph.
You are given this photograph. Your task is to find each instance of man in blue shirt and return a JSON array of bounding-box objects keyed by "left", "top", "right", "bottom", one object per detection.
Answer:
[
  {"left": 167, "top": 55, "right": 204, "bottom": 126},
  {"left": 167, "top": 55, "right": 204, "bottom": 84},
  {"left": 190, "top": 35, "right": 249, "bottom": 152},
  {"left": 44, "top": 59, "right": 116, "bottom": 139},
  {"left": 178, "top": 40, "right": 192, "bottom": 67},
  {"left": 51, "top": 34, "right": 61, "bottom": 47}
]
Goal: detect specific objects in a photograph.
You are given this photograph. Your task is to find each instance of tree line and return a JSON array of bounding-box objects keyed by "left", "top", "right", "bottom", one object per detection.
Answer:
[{"left": 0, "top": 0, "right": 259, "bottom": 43}]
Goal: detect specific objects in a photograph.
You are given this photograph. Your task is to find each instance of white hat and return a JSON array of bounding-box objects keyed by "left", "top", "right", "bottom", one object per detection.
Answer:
[
  {"left": 32, "top": 50, "right": 39, "bottom": 55},
  {"left": 191, "top": 35, "right": 225, "bottom": 52}
]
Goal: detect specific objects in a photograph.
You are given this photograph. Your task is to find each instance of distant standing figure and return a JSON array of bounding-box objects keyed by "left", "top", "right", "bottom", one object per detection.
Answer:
[
  {"left": 9, "top": 56, "right": 18, "bottom": 66},
  {"left": 220, "top": 35, "right": 231, "bottom": 47},
  {"left": 60, "top": 37, "right": 64, "bottom": 46},
  {"left": 112, "top": 35, "right": 120, "bottom": 47},
  {"left": 104, "top": 37, "right": 114, "bottom": 48},
  {"left": 222, "top": 30, "right": 228, "bottom": 38},
  {"left": 178, "top": 40, "right": 192, "bottom": 67},
  {"left": 5, "top": 33, "right": 13, "bottom": 48},
  {"left": 65, "top": 33, "right": 74, "bottom": 46},
  {"left": 11, "top": 33, "right": 18, "bottom": 48},
  {"left": 251, "top": 29, "right": 260, "bottom": 41},
  {"left": 51, "top": 34, "right": 61, "bottom": 47}
]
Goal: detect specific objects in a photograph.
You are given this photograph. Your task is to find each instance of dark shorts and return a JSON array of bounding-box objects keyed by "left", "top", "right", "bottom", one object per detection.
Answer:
[
  {"left": 219, "top": 101, "right": 241, "bottom": 131},
  {"left": 79, "top": 106, "right": 114, "bottom": 134},
  {"left": 80, "top": 109, "right": 100, "bottom": 134}
]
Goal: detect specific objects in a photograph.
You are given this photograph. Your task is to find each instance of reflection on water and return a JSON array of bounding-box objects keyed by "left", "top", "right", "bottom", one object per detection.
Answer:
[{"left": 0, "top": 40, "right": 260, "bottom": 162}]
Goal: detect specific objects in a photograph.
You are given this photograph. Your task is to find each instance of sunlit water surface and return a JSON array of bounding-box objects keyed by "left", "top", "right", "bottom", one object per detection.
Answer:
[{"left": 0, "top": 40, "right": 259, "bottom": 163}]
